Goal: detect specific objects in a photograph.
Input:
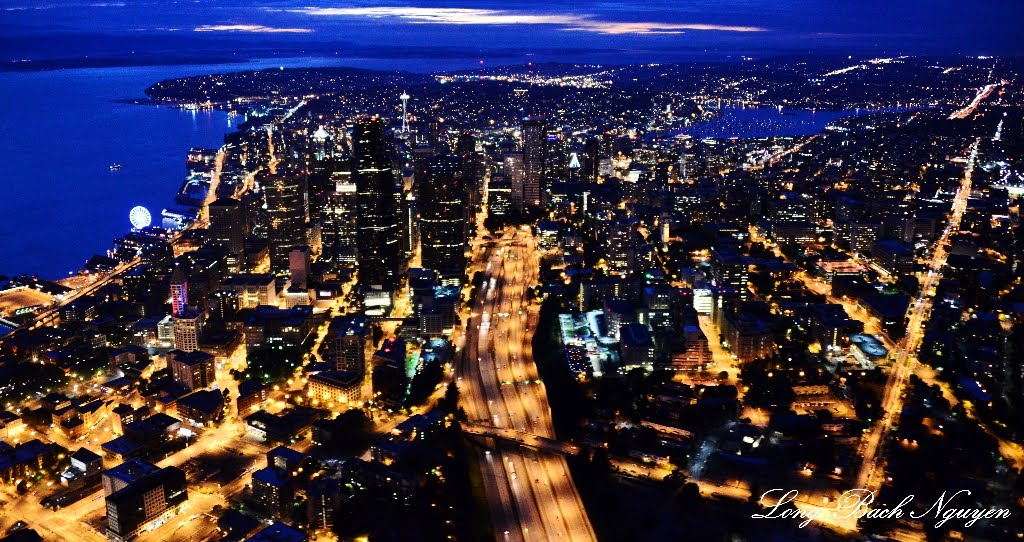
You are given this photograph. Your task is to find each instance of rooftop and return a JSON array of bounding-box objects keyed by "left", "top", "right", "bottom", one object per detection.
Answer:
[
  {"left": 252, "top": 467, "right": 290, "bottom": 488},
  {"left": 244, "top": 522, "right": 307, "bottom": 542},
  {"left": 333, "top": 314, "right": 370, "bottom": 338},
  {"left": 177, "top": 390, "right": 225, "bottom": 416}
]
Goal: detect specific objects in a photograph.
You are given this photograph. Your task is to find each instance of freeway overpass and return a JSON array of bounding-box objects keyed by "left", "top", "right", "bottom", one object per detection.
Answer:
[{"left": 463, "top": 422, "right": 581, "bottom": 456}]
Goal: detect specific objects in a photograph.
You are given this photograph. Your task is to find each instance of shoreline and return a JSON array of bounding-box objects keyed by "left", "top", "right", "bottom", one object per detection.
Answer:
[{"left": 0, "top": 64, "right": 240, "bottom": 280}]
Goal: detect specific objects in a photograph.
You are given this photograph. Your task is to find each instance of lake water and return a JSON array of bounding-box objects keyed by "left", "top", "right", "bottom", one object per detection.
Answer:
[
  {"left": 669, "top": 105, "right": 901, "bottom": 140},
  {"left": 0, "top": 57, "right": 485, "bottom": 280}
]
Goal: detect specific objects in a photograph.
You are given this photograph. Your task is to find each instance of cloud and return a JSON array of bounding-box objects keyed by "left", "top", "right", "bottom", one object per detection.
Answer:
[
  {"left": 564, "top": 22, "right": 762, "bottom": 35},
  {"left": 4, "top": 2, "right": 125, "bottom": 10},
  {"left": 286, "top": 7, "right": 766, "bottom": 34},
  {"left": 287, "top": 7, "right": 574, "bottom": 25},
  {"left": 194, "top": 24, "right": 312, "bottom": 34}
]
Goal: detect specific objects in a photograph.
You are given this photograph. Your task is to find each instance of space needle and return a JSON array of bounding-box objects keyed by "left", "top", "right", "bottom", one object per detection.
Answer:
[{"left": 399, "top": 91, "right": 410, "bottom": 133}]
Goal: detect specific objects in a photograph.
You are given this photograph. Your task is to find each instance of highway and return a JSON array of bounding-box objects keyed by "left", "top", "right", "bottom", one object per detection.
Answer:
[
  {"left": 458, "top": 228, "right": 596, "bottom": 542},
  {"left": 948, "top": 82, "right": 1003, "bottom": 120}
]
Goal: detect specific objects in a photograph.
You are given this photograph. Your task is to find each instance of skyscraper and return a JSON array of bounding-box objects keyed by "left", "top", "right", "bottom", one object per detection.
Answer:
[
  {"left": 331, "top": 314, "right": 370, "bottom": 375},
  {"left": 264, "top": 171, "right": 308, "bottom": 274},
  {"left": 420, "top": 155, "right": 467, "bottom": 281},
  {"left": 104, "top": 465, "right": 187, "bottom": 542},
  {"left": 172, "top": 311, "right": 204, "bottom": 353},
  {"left": 456, "top": 131, "right": 476, "bottom": 157},
  {"left": 353, "top": 117, "right": 402, "bottom": 290},
  {"left": 320, "top": 176, "right": 358, "bottom": 268},
  {"left": 168, "top": 350, "right": 216, "bottom": 391},
  {"left": 503, "top": 153, "right": 525, "bottom": 212},
  {"left": 522, "top": 116, "right": 546, "bottom": 208},
  {"left": 711, "top": 246, "right": 751, "bottom": 301},
  {"left": 457, "top": 131, "right": 483, "bottom": 224},
  {"left": 584, "top": 137, "right": 601, "bottom": 183},
  {"left": 308, "top": 478, "right": 342, "bottom": 532},
  {"left": 401, "top": 187, "right": 418, "bottom": 261},
  {"left": 169, "top": 266, "right": 188, "bottom": 317},
  {"left": 207, "top": 197, "right": 246, "bottom": 273},
  {"left": 605, "top": 215, "right": 641, "bottom": 277},
  {"left": 251, "top": 467, "right": 293, "bottom": 519},
  {"left": 289, "top": 246, "right": 312, "bottom": 290},
  {"left": 426, "top": 117, "right": 448, "bottom": 154},
  {"left": 169, "top": 264, "right": 202, "bottom": 352},
  {"left": 311, "top": 125, "right": 332, "bottom": 161}
]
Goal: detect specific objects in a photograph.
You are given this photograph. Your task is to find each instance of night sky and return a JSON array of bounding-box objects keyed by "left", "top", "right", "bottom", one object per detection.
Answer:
[{"left": 2, "top": 0, "right": 1021, "bottom": 66}]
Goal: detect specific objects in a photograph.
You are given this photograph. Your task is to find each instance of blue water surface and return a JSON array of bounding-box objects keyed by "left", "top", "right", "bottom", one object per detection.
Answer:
[
  {"left": 670, "top": 105, "right": 904, "bottom": 140},
  {"left": 0, "top": 58, "right": 421, "bottom": 279}
]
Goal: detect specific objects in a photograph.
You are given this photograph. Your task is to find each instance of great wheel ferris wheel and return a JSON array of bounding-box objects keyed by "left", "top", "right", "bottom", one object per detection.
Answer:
[{"left": 129, "top": 205, "right": 152, "bottom": 230}]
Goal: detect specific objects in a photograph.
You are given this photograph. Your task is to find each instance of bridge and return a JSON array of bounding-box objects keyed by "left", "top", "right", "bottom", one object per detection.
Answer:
[{"left": 462, "top": 422, "right": 581, "bottom": 456}]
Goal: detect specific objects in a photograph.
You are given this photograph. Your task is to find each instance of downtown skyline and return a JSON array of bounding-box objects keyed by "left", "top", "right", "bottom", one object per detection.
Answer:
[{"left": 1, "top": 3, "right": 1023, "bottom": 542}]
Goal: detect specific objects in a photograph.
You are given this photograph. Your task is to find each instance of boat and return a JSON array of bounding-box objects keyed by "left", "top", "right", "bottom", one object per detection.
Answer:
[{"left": 109, "top": 163, "right": 122, "bottom": 171}]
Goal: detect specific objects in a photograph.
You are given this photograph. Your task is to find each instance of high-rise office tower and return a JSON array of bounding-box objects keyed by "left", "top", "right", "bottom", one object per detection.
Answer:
[
  {"left": 402, "top": 188, "right": 419, "bottom": 260},
  {"left": 169, "top": 265, "right": 202, "bottom": 352},
  {"left": 584, "top": 137, "right": 601, "bottom": 183},
  {"left": 172, "top": 311, "right": 204, "bottom": 353},
  {"left": 207, "top": 197, "right": 246, "bottom": 273},
  {"left": 169, "top": 266, "right": 188, "bottom": 317},
  {"left": 241, "top": 190, "right": 268, "bottom": 239},
  {"left": 410, "top": 143, "right": 434, "bottom": 198},
  {"left": 105, "top": 465, "right": 187, "bottom": 542},
  {"left": 311, "top": 125, "right": 332, "bottom": 161},
  {"left": 426, "top": 118, "right": 448, "bottom": 154},
  {"left": 412, "top": 143, "right": 435, "bottom": 170},
  {"left": 264, "top": 171, "right": 308, "bottom": 274},
  {"left": 456, "top": 131, "right": 482, "bottom": 222},
  {"left": 503, "top": 153, "right": 525, "bottom": 212},
  {"left": 711, "top": 246, "right": 751, "bottom": 301},
  {"left": 545, "top": 129, "right": 567, "bottom": 180},
  {"left": 353, "top": 117, "right": 402, "bottom": 289},
  {"left": 168, "top": 350, "right": 216, "bottom": 391},
  {"left": 456, "top": 131, "right": 476, "bottom": 157},
  {"left": 522, "top": 116, "right": 546, "bottom": 208},
  {"left": 420, "top": 155, "right": 467, "bottom": 281},
  {"left": 394, "top": 177, "right": 406, "bottom": 258},
  {"left": 331, "top": 314, "right": 370, "bottom": 375},
  {"left": 321, "top": 176, "right": 358, "bottom": 267},
  {"left": 289, "top": 246, "right": 312, "bottom": 290},
  {"left": 568, "top": 152, "right": 582, "bottom": 181}
]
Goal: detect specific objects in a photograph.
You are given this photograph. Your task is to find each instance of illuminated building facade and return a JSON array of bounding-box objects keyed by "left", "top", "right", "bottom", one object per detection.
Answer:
[
  {"left": 104, "top": 465, "right": 187, "bottom": 542},
  {"left": 522, "top": 117, "right": 546, "bottom": 208},
  {"left": 353, "top": 117, "right": 401, "bottom": 289},
  {"left": 265, "top": 171, "right": 309, "bottom": 274},
  {"left": 321, "top": 178, "right": 358, "bottom": 267},
  {"left": 167, "top": 350, "right": 216, "bottom": 391},
  {"left": 207, "top": 197, "right": 246, "bottom": 273},
  {"left": 419, "top": 155, "right": 467, "bottom": 282}
]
